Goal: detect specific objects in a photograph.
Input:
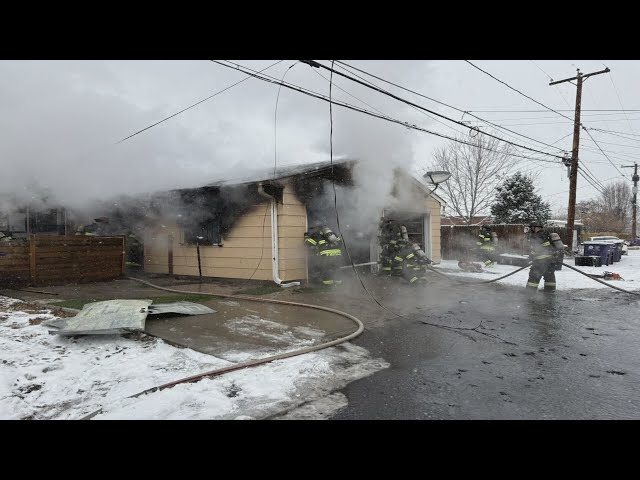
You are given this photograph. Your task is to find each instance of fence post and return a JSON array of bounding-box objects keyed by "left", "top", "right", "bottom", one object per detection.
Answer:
[
  {"left": 29, "top": 234, "right": 37, "bottom": 285},
  {"left": 121, "top": 235, "right": 127, "bottom": 275},
  {"left": 168, "top": 235, "right": 174, "bottom": 275}
]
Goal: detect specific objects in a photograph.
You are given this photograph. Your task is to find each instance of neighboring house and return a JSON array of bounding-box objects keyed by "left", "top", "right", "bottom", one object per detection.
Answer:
[
  {"left": 0, "top": 199, "right": 68, "bottom": 238},
  {"left": 144, "top": 159, "right": 445, "bottom": 285},
  {"left": 441, "top": 215, "right": 493, "bottom": 226}
]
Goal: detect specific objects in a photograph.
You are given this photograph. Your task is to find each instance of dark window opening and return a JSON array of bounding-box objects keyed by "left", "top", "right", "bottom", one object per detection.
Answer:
[
  {"left": 183, "top": 218, "right": 223, "bottom": 245},
  {"left": 384, "top": 210, "right": 426, "bottom": 249}
]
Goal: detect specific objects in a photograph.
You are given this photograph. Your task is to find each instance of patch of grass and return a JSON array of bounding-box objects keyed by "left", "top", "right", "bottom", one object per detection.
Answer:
[
  {"left": 232, "top": 285, "right": 284, "bottom": 296},
  {"left": 291, "top": 286, "right": 329, "bottom": 295},
  {"left": 51, "top": 294, "right": 218, "bottom": 310},
  {"left": 148, "top": 294, "right": 217, "bottom": 304}
]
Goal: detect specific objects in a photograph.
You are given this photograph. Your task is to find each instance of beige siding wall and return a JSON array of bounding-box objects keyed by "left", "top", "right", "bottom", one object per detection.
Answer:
[
  {"left": 144, "top": 183, "right": 308, "bottom": 281},
  {"left": 426, "top": 196, "right": 442, "bottom": 264}
]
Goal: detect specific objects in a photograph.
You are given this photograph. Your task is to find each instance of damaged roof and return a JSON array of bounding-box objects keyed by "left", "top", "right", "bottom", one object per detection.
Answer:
[{"left": 203, "top": 158, "right": 357, "bottom": 187}]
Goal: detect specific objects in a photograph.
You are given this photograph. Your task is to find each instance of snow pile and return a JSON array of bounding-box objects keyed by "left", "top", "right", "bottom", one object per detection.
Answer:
[{"left": 0, "top": 296, "right": 387, "bottom": 420}]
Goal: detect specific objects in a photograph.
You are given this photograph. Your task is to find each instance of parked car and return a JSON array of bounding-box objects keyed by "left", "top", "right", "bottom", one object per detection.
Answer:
[
  {"left": 628, "top": 238, "right": 640, "bottom": 247},
  {"left": 589, "top": 236, "right": 629, "bottom": 255}
]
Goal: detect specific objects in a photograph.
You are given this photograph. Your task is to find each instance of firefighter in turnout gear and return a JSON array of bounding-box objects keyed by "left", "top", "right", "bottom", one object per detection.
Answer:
[
  {"left": 304, "top": 222, "right": 343, "bottom": 286},
  {"left": 378, "top": 219, "right": 406, "bottom": 276},
  {"left": 525, "top": 221, "right": 564, "bottom": 293},
  {"left": 395, "top": 239, "right": 432, "bottom": 284},
  {"left": 475, "top": 225, "right": 498, "bottom": 267},
  {"left": 378, "top": 219, "right": 432, "bottom": 283}
]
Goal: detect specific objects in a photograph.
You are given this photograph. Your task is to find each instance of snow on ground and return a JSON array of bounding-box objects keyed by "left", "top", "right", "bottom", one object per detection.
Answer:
[
  {"left": 434, "top": 249, "right": 640, "bottom": 291},
  {"left": 0, "top": 296, "right": 388, "bottom": 420}
]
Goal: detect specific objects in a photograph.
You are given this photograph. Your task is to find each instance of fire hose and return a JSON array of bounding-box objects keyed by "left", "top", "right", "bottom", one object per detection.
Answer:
[
  {"left": 561, "top": 262, "right": 640, "bottom": 295},
  {"left": 428, "top": 261, "right": 640, "bottom": 295},
  {"left": 79, "top": 277, "right": 364, "bottom": 420},
  {"left": 427, "top": 262, "right": 533, "bottom": 285}
]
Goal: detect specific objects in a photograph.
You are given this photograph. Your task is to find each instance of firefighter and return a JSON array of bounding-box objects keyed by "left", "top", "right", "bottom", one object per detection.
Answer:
[
  {"left": 304, "top": 222, "right": 343, "bottom": 286},
  {"left": 76, "top": 217, "right": 110, "bottom": 236},
  {"left": 378, "top": 219, "right": 432, "bottom": 284},
  {"left": 394, "top": 239, "right": 432, "bottom": 284},
  {"left": 475, "top": 225, "right": 498, "bottom": 267},
  {"left": 525, "top": 221, "right": 564, "bottom": 293},
  {"left": 378, "top": 219, "right": 406, "bottom": 276}
]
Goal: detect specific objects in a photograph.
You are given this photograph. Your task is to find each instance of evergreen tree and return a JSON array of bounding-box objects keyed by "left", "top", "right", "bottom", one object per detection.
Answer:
[{"left": 491, "top": 172, "right": 551, "bottom": 224}]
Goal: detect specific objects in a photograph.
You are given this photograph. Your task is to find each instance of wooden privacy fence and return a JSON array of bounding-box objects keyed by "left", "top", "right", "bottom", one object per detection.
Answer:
[
  {"left": 440, "top": 224, "right": 572, "bottom": 260},
  {"left": 0, "top": 235, "right": 126, "bottom": 287}
]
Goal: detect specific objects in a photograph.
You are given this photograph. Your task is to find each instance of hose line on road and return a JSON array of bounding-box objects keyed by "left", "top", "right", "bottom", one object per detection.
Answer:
[
  {"left": 429, "top": 261, "right": 640, "bottom": 295},
  {"left": 561, "top": 262, "right": 640, "bottom": 295},
  {"left": 427, "top": 262, "right": 533, "bottom": 285},
  {"left": 79, "top": 276, "right": 364, "bottom": 420}
]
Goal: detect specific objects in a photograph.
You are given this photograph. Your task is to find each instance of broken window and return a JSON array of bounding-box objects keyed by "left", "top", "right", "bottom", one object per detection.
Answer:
[{"left": 183, "top": 218, "right": 223, "bottom": 245}]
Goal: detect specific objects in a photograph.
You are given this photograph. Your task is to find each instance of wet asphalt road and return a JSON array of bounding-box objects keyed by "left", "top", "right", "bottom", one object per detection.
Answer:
[{"left": 331, "top": 284, "right": 640, "bottom": 419}]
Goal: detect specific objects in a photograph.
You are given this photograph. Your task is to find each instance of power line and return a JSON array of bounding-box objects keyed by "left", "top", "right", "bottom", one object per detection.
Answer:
[
  {"left": 589, "top": 127, "right": 640, "bottom": 141},
  {"left": 464, "top": 61, "right": 575, "bottom": 122},
  {"left": 212, "top": 60, "right": 561, "bottom": 166},
  {"left": 469, "top": 109, "right": 640, "bottom": 113},
  {"left": 115, "top": 60, "right": 284, "bottom": 145},
  {"left": 462, "top": 116, "right": 640, "bottom": 127},
  {"left": 300, "top": 60, "right": 565, "bottom": 160},
  {"left": 530, "top": 60, "right": 554, "bottom": 82},
  {"left": 462, "top": 111, "right": 640, "bottom": 122},
  {"left": 324, "top": 62, "right": 505, "bottom": 343},
  {"left": 608, "top": 71, "right": 640, "bottom": 147},
  {"left": 578, "top": 163, "right": 606, "bottom": 192},
  {"left": 581, "top": 127, "right": 626, "bottom": 177},
  {"left": 332, "top": 61, "right": 476, "bottom": 139},
  {"left": 334, "top": 60, "right": 567, "bottom": 156}
]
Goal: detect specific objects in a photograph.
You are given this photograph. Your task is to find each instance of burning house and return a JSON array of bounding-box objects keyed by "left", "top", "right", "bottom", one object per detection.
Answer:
[{"left": 143, "top": 159, "right": 445, "bottom": 284}]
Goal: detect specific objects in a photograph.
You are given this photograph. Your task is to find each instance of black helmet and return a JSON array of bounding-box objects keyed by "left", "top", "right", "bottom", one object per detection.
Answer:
[{"left": 528, "top": 221, "right": 543, "bottom": 228}]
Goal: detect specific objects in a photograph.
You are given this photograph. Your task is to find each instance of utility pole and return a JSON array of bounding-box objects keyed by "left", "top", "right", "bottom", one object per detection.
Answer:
[
  {"left": 550, "top": 67, "right": 610, "bottom": 249},
  {"left": 621, "top": 162, "right": 639, "bottom": 239}
]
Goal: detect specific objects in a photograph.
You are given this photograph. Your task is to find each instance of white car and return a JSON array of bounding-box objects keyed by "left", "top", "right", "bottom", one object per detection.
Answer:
[{"left": 589, "top": 236, "right": 629, "bottom": 255}]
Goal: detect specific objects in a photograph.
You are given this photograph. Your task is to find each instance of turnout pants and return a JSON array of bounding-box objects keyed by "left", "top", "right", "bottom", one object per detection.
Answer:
[
  {"left": 478, "top": 247, "right": 496, "bottom": 266},
  {"left": 527, "top": 260, "right": 557, "bottom": 291},
  {"left": 309, "top": 251, "right": 343, "bottom": 286}
]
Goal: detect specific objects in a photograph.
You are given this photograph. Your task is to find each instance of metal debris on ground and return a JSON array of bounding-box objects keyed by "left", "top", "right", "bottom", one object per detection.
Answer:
[
  {"left": 44, "top": 300, "right": 216, "bottom": 336},
  {"left": 147, "top": 302, "right": 216, "bottom": 316}
]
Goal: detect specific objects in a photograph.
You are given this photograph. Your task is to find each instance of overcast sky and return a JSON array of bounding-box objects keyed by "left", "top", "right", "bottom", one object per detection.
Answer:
[{"left": 2, "top": 60, "right": 639, "bottom": 216}]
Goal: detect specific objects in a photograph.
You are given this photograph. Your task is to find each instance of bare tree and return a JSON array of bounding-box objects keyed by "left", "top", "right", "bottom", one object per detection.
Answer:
[
  {"left": 577, "top": 181, "right": 632, "bottom": 232},
  {"left": 427, "top": 132, "right": 515, "bottom": 224},
  {"left": 600, "top": 181, "right": 632, "bottom": 230}
]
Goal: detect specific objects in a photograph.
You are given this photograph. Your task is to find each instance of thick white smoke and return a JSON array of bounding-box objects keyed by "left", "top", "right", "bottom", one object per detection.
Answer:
[{"left": 0, "top": 60, "right": 438, "bottom": 219}]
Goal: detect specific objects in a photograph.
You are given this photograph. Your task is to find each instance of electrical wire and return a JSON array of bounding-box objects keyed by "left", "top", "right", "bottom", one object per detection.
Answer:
[
  {"left": 115, "top": 60, "right": 284, "bottom": 145},
  {"left": 590, "top": 127, "right": 640, "bottom": 138},
  {"left": 212, "top": 61, "right": 561, "bottom": 166},
  {"left": 469, "top": 109, "right": 640, "bottom": 113},
  {"left": 608, "top": 72, "right": 640, "bottom": 146},
  {"left": 581, "top": 127, "right": 626, "bottom": 177},
  {"left": 465, "top": 60, "right": 575, "bottom": 122},
  {"left": 333, "top": 61, "right": 567, "bottom": 156},
  {"left": 322, "top": 61, "right": 513, "bottom": 344},
  {"left": 578, "top": 164, "right": 607, "bottom": 192},
  {"left": 247, "top": 62, "right": 298, "bottom": 282},
  {"left": 333, "top": 61, "right": 568, "bottom": 159},
  {"left": 302, "top": 60, "right": 565, "bottom": 160},
  {"left": 461, "top": 111, "right": 640, "bottom": 122}
]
